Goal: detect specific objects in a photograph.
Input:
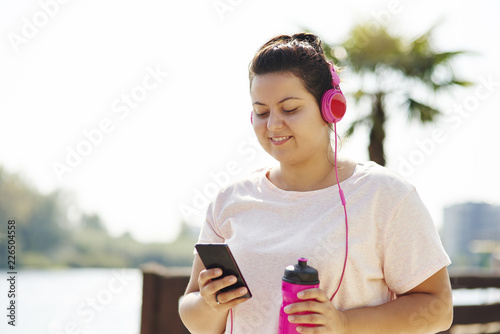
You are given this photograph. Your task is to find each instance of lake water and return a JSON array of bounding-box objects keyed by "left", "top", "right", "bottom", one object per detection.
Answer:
[
  {"left": 1, "top": 268, "right": 143, "bottom": 334},
  {"left": 1, "top": 268, "right": 499, "bottom": 334}
]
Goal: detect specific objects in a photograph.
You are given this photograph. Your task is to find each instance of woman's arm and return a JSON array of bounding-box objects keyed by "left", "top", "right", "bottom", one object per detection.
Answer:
[
  {"left": 286, "top": 266, "right": 453, "bottom": 333},
  {"left": 178, "top": 255, "right": 249, "bottom": 334},
  {"left": 343, "top": 266, "right": 453, "bottom": 333}
]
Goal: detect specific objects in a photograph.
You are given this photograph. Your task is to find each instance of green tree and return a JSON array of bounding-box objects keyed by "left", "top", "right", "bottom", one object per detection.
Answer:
[
  {"left": 0, "top": 167, "right": 69, "bottom": 258},
  {"left": 323, "top": 23, "right": 472, "bottom": 165},
  {"left": 0, "top": 165, "right": 197, "bottom": 268}
]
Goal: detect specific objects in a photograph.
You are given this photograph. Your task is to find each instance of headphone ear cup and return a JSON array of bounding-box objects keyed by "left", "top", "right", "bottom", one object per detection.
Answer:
[{"left": 321, "top": 89, "right": 346, "bottom": 123}]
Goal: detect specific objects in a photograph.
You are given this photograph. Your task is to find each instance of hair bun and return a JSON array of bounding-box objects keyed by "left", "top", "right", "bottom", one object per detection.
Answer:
[
  {"left": 260, "top": 35, "right": 292, "bottom": 50},
  {"left": 292, "top": 33, "right": 324, "bottom": 54}
]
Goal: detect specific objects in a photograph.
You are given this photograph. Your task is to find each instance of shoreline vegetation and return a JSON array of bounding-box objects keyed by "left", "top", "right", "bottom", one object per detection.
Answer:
[{"left": 0, "top": 166, "right": 197, "bottom": 269}]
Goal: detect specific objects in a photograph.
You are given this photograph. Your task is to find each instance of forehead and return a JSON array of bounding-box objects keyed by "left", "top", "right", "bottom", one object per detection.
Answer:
[{"left": 250, "top": 72, "right": 308, "bottom": 104}]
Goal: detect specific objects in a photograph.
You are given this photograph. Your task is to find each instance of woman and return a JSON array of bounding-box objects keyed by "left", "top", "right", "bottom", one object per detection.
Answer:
[{"left": 179, "top": 33, "right": 453, "bottom": 333}]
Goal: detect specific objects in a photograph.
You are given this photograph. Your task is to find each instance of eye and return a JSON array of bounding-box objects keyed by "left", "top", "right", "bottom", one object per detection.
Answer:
[
  {"left": 255, "top": 111, "right": 269, "bottom": 117},
  {"left": 283, "top": 107, "right": 298, "bottom": 113}
]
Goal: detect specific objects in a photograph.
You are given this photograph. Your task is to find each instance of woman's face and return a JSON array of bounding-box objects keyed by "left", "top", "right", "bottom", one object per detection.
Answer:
[{"left": 250, "top": 72, "right": 330, "bottom": 166}]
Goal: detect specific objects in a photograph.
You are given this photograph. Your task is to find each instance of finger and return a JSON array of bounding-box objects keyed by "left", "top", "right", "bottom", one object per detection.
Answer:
[
  {"left": 198, "top": 268, "right": 223, "bottom": 286},
  {"left": 284, "top": 300, "right": 326, "bottom": 316},
  {"left": 297, "top": 288, "right": 329, "bottom": 303},
  {"left": 207, "top": 287, "right": 250, "bottom": 312},
  {"left": 211, "top": 275, "right": 239, "bottom": 294},
  {"left": 216, "top": 290, "right": 250, "bottom": 310},
  {"left": 284, "top": 289, "right": 330, "bottom": 315},
  {"left": 295, "top": 324, "right": 327, "bottom": 333},
  {"left": 216, "top": 286, "right": 249, "bottom": 304},
  {"left": 288, "top": 312, "right": 324, "bottom": 326},
  {"left": 200, "top": 275, "right": 239, "bottom": 302}
]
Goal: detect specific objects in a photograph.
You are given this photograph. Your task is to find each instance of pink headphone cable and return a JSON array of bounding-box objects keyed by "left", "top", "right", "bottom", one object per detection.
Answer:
[
  {"left": 230, "top": 308, "right": 234, "bottom": 334},
  {"left": 229, "top": 123, "right": 348, "bottom": 333},
  {"left": 330, "top": 121, "right": 348, "bottom": 301}
]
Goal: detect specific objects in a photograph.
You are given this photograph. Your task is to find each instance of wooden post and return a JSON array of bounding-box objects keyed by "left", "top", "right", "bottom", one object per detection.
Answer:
[{"left": 141, "top": 263, "right": 191, "bottom": 334}]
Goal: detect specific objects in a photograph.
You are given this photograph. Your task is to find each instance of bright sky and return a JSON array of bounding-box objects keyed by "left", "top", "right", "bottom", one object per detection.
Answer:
[{"left": 1, "top": 0, "right": 499, "bottom": 243}]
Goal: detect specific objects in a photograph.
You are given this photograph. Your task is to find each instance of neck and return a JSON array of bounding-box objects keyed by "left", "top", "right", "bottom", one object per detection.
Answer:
[{"left": 271, "top": 147, "right": 340, "bottom": 192}]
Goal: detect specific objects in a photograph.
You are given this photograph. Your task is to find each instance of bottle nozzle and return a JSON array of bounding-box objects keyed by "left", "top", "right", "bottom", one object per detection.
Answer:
[{"left": 282, "top": 258, "right": 319, "bottom": 285}]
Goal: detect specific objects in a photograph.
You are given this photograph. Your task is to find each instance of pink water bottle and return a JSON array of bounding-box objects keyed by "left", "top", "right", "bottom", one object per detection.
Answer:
[{"left": 279, "top": 258, "right": 320, "bottom": 333}]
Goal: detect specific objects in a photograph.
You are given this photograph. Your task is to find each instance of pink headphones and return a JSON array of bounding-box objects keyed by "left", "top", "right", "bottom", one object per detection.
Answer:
[
  {"left": 251, "top": 61, "right": 346, "bottom": 124},
  {"left": 321, "top": 61, "right": 346, "bottom": 123}
]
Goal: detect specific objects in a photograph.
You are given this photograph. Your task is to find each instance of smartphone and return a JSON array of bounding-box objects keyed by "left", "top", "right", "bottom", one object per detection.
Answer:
[{"left": 195, "top": 243, "right": 252, "bottom": 299}]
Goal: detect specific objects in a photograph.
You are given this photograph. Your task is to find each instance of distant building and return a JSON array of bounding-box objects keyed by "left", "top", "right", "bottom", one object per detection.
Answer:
[{"left": 441, "top": 202, "right": 500, "bottom": 270}]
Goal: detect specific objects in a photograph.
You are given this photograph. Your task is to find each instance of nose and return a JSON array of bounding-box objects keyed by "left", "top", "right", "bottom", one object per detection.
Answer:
[{"left": 267, "top": 110, "right": 285, "bottom": 131}]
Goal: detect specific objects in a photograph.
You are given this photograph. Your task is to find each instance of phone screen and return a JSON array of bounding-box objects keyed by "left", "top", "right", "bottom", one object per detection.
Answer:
[{"left": 195, "top": 243, "right": 252, "bottom": 299}]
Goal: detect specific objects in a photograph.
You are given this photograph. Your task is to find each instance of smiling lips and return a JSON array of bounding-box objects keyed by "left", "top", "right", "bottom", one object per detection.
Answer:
[{"left": 270, "top": 136, "right": 292, "bottom": 145}]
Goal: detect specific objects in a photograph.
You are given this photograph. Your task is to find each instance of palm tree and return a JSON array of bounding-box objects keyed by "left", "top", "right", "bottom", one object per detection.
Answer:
[{"left": 322, "top": 23, "right": 472, "bottom": 166}]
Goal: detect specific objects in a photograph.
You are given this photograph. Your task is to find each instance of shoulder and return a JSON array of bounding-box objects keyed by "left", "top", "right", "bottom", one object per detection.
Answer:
[
  {"left": 210, "top": 167, "right": 270, "bottom": 203},
  {"left": 349, "top": 162, "right": 433, "bottom": 233},
  {"left": 224, "top": 166, "right": 268, "bottom": 191},
  {"left": 351, "top": 161, "right": 416, "bottom": 198}
]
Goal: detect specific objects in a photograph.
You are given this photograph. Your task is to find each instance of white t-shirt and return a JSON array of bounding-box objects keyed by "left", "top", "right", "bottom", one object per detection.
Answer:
[{"left": 197, "top": 161, "right": 451, "bottom": 333}]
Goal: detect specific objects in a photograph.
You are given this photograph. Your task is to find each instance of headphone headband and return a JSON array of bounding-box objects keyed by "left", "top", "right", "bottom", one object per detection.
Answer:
[{"left": 328, "top": 61, "right": 341, "bottom": 87}]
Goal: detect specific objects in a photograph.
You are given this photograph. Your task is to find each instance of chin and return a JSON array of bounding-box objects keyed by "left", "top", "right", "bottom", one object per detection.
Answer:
[{"left": 268, "top": 153, "right": 299, "bottom": 165}]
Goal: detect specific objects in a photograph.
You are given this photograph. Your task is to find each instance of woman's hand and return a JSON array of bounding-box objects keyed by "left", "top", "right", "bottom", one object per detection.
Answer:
[
  {"left": 198, "top": 268, "right": 249, "bottom": 312},
  {"left": 180, "top": 256, "right": 249, "bottom": 334},
  {"left": 284, "top": 288, "right": 347, "bottom": 333}
]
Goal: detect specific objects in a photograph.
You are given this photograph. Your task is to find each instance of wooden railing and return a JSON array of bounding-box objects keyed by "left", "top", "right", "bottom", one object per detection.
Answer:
[
  {"left": 140, "top": 264, "right": 500, "bottom": 333},
  {"left": 439, "top": 273, "right": 500, "bottom": 334}
]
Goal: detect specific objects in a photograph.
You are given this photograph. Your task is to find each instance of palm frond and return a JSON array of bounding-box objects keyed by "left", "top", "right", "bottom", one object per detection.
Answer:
[
  {"left": 323, "top": 42, "right": 343, "bottom": 66},
  {"left": 429, "top": 78, "right": 475, "bottom": 92},
  {"left": 434, "top": 51, "right": 467, "bottom": 64},
  {"left": 341, "top": 23, "right": 403, "bottom": 73},
  {"left": 408, "top": 19, "right": 444, "bottom": 50},
  {"left": 405, "top": 98, "right": 441, "bottom": 123},
  {"left": 351, "top": 89, "right": 370, "bottom": 103},
  {"left": 344, "top": 115, "right": 372, "bottom": 137},
  {"left": 450, "top": 79, "right": 474, "bottom": 87}
]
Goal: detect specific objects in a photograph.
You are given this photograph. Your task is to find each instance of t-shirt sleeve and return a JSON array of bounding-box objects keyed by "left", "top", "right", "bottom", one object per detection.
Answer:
[
  {"left": 193, "top": 201, "right": 225, "bottom": 254},
  {"left": 383, "top": 189, "right": 451, "bottom": 295}
]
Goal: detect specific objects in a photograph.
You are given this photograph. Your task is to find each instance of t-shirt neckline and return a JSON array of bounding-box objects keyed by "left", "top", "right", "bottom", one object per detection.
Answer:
[{"left": 261, "top": 163, "right": 363, "bottom": 195}]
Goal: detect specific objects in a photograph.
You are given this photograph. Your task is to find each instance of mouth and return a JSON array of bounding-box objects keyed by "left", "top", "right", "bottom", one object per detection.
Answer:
[{"left": 269, "top": 136, "right": 292, "bottom": 145}]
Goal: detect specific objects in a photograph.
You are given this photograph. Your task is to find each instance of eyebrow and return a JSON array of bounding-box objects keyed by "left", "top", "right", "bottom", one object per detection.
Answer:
[{"left": 252, "top": 97, "right": 303, "bottom": 106}]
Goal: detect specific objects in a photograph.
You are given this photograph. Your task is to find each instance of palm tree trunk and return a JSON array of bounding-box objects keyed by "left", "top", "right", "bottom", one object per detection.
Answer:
[{"left": 368, "top": 92, "right": 386, "bottom": 166}]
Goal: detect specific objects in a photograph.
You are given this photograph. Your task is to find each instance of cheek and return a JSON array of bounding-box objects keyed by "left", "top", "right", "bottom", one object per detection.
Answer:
[
  {"left": 292, "top": 119, "right": 329, "bottom": 145},
  {"left": 252, "top": 121, "right": 268, "bottom": 143}
]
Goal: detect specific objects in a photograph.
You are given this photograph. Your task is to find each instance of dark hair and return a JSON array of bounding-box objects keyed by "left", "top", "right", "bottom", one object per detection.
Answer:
[{"left": 248, "top": 33, "right": 335, "bottom": 109}]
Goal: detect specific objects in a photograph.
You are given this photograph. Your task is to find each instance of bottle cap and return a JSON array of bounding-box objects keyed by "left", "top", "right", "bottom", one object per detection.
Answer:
[{"left": 282, "top": 258, "right": 319, "bottom": 285}]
